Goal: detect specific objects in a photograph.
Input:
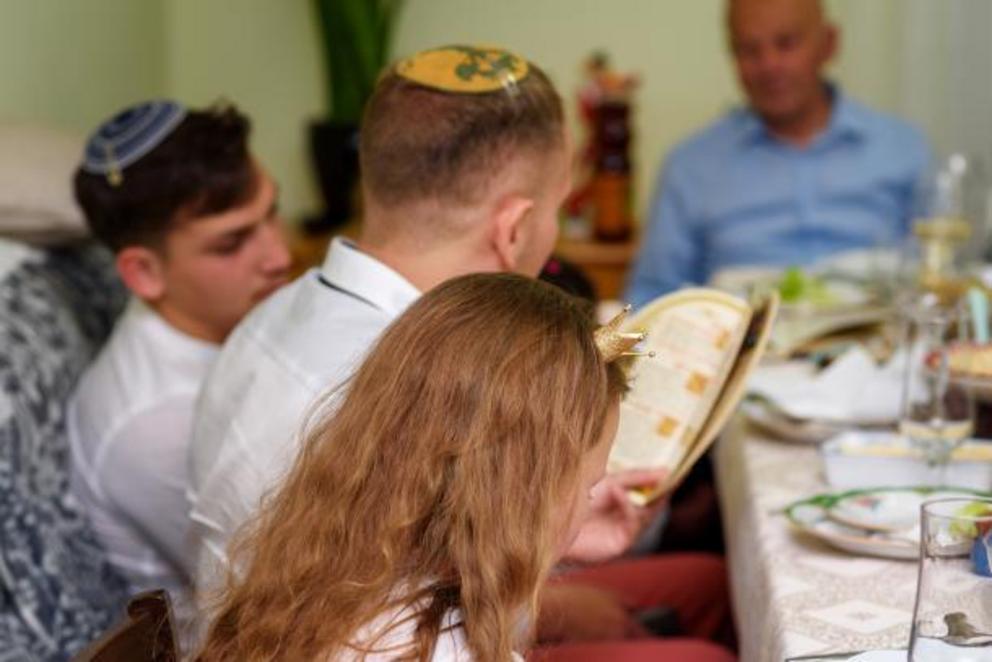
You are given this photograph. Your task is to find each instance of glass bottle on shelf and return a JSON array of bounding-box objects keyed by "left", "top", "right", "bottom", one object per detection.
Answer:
[{"left": 590, "top": 100, "right": 633, "bottom": 242}]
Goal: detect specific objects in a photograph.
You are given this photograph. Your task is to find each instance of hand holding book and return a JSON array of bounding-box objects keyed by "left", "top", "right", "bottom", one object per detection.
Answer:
[{"left": 563, "top": 468, "right": 669, "bottom": 563}]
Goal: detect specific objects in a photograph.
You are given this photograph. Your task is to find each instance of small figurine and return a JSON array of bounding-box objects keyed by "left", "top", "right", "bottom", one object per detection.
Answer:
[{"left": 565, "top": 51, "right": 639, "bottom": 242}]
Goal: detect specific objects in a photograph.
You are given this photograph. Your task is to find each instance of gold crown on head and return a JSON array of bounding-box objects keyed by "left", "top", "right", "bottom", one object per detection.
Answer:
[{"left": 594, "top": 305, "right": 653, "bottom": 362}]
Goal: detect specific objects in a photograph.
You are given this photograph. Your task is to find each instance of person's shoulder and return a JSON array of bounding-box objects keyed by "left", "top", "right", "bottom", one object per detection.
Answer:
[
  {"left": 196, "top": 267, "right": 397, "bottom": 457},
  {"left": 227, "top": 267, "right": 390, "bottom": 343},
  {"left": 104, "top": 394, "right": 196, "bottom": 454},
  {"left": 844, "top": 95, "right": 928, "bottom": 149},
  {"left": 193, "top": 276, "right": 317, "bottom": 446},
  {"left": 74, "top": 383, "right": 196, "bottom": 477},
  {"left": 69, "top": 306, "right": 158, "bottom": 433},
  {"left": 227, "top": 271, "right": 309, "bottom": 338},
  {"left": 213, "top": 272, "right": 322, "bottom": 376},
  {"left": 665, "top": 107, "right": 750, "bottom": 169},
  {"left": 218, "top": 269, "right": 392, "bottom": 388}
]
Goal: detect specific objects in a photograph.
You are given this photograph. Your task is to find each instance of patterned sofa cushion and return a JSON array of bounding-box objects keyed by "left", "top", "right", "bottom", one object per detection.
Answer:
[{"left": 0, "top": 239, "right": 129, "bottom": 661}]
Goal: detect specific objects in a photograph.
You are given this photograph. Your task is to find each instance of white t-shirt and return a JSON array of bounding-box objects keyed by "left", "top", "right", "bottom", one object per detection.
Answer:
[
  {"left": 68, "top": 298, "right": 218, "bottom": 602},
  {"left": 188, "top": 238, "right": 421, "bottom": 593},
  {"left": 345, "top": 606, "right": 525, "bottom": 661},
  {"left": 346, "top": 607, "right": 475, "bottom": 661}
]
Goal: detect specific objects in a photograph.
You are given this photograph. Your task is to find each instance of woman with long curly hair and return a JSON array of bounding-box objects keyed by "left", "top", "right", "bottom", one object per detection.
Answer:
[{"left": 196, "top": 272, "right": 631, "bottom": 660}]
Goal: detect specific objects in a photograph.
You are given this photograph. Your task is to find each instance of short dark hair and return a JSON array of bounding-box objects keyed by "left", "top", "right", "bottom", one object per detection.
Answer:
[
  {"left": 74, "top": 104, "right": 256, "bottom": 251},
  {"left": 360, "top": 61, "right": 565, "bottom": 208}
]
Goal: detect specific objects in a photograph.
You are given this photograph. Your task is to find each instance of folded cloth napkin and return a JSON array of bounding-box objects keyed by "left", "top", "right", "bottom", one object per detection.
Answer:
[
  {"left": 748, "top": 346, "right": 914, "bottom": 424},
  {"left": 846, "top": 651, "right": 907, "bottom": 662}
]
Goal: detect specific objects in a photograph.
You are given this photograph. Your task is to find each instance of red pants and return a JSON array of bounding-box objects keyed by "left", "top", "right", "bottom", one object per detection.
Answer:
[
  {"left": 533, "top": 639, "right": 736, "bottom": 662},
  {"left": 533, "top": 553, "right": 736, "bottom": 661}
]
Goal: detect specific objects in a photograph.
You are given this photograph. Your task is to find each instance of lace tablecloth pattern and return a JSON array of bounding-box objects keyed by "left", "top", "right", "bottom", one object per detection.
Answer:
[{"left": 714, "top": 418, "right": 918, "bottom": 662}]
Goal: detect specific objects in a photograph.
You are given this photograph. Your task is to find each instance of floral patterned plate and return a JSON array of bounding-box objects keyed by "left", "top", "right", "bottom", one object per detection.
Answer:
[{"left": 786, "top": 487, "right": 992, "bottom": 560}]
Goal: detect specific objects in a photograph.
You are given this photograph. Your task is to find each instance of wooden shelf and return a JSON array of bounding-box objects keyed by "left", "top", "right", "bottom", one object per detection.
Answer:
[{"left": 555, "top": 235, "right": 638, "bottom": 300}]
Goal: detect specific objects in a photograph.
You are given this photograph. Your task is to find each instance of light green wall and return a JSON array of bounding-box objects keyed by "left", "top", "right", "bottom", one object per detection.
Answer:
[
  {"left": 0, "top": 0, "right": 166, "bottom": 133},
  {"left": 165, "top": 0, "right": 325, "bottom": 222},
  {"left": 0, "top": 0, "right": 911, "bottom": 224},
  {"left": 0, "top": 0, "right": 326, "bottom": 222},
  {"left": 828, "top": 0, "right": 903, "bottom": 113}
]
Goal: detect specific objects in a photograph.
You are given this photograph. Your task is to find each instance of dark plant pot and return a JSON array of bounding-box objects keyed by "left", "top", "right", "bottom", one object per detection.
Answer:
[{"left": 305, "top": 119, "right": 360, "bottom": 234}]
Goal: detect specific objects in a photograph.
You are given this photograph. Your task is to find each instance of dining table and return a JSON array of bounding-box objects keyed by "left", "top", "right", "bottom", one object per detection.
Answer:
[{"left": 714, "top": 415, "right": 919, "bottom": 662}]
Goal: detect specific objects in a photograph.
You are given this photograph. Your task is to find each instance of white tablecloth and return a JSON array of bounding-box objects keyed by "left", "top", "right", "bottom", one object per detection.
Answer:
[{"left": 714, "top": 417, "right": 918, "bottom": 662}]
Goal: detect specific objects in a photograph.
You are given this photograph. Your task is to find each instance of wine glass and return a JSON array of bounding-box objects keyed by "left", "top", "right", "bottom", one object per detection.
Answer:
[
  {"left": 909, "top": 497, "right": 992, "bottom": 661},
  {"left": 899, "top": 297, "right": 976, "bottom": 485}
]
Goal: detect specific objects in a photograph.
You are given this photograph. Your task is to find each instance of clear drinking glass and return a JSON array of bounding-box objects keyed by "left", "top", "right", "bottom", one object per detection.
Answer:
[
  {"left": 909, "top": 497, "right": 992, "bottom": 661},
  {"left": 899, "top": 299, "right": 976, "bottom": 484},
  {"left": 906, "top": 153, "right": 981, "bottom": 308}
]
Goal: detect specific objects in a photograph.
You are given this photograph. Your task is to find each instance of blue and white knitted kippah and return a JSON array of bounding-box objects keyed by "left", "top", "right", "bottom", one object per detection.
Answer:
[{"left": 81, "top": 100, "right": 187, "bottom": 184}]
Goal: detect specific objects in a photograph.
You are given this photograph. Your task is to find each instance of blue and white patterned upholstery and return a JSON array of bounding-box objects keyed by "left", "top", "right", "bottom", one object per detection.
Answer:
[{"left": 0, "top": 239, "right": 129, "bottom": 661}]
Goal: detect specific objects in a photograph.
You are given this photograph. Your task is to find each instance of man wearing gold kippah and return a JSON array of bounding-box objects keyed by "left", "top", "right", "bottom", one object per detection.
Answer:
[{"left": 188, "top": 46, "right": 734, "bottom": 660}]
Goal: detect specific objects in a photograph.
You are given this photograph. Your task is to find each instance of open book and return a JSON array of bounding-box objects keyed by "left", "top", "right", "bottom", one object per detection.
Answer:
[{"left": 608, "top": 288, "right": 780, "bottom": 504}]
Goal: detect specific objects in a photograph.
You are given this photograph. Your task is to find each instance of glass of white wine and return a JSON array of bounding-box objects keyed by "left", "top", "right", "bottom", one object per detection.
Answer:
[{"left": 899, "top": 297, "right": 976, "bottom": 484}]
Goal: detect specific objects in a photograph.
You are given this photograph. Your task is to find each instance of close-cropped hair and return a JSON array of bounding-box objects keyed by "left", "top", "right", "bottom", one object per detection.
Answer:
[
  {"left": 360, "top": 61, "right": 565, "bottom": 209},
  {"left": 74, "top": 104, "right": 256, "bottom": 252},
  {"left": 197, "top": 273, "right": 628, "bottom": 662}
]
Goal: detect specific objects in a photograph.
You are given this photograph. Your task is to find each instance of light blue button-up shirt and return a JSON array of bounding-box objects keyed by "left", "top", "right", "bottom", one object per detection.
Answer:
[{"left": 625, "top": 88, "right": 931, "bottom": 307}]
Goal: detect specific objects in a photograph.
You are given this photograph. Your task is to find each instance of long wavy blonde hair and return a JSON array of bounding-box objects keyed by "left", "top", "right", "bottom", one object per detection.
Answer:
[{"left": 196, "top": 273, "right": 628, "bottom": 661}]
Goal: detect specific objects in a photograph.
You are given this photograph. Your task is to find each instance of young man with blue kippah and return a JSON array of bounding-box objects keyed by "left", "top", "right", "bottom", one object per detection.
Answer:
[
  {"left": 188, "top": 48, "right": 735, "bottom": 660},
  {"left": 67, "top": 101, "right": 291, "bottom": 613}
]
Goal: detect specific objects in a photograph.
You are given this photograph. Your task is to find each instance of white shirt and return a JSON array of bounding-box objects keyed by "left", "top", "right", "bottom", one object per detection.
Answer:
[
  {"left": 345, "top": 606, "right": 524, "bottom": 661},
  {"left": 188, "top": 238, "right": 420, "bottom": 591},
  {"left": 68, "top": 298, "right": 218, "bottom": 601}
]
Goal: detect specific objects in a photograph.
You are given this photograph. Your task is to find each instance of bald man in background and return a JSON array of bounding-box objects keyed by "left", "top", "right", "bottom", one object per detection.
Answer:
[{"left": 626, "top": 0, "right": 931, "bottom": 305}]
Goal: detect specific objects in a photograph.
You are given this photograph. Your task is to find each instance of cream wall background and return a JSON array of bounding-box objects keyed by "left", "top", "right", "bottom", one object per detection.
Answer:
[
  {"left": 0, "top": 0, "right": 920, "bottom": 224},
  {"left": 0, "top": 0, "right": 165, "bottom": 132},
  {"left": 164, "top": 0, "right": 324, "bottom": 228}
]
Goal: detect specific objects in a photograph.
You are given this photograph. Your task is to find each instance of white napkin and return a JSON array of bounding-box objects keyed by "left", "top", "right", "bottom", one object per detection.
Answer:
[
  {"left": 846, "top": 651, "right": 906, "bottom": 662},
  {"left": 749, "top": 346, "right": 912, "bottom": 424}
]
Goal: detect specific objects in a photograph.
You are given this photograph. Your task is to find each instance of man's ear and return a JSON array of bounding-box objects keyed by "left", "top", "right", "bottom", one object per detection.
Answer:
[
  {"left": 822, "top": 23, "right": 839, "bottom": 63},
  {"left": 491, "top": 194, "right": 535, "bottom": 271},
  {"left": 116, "top": 246, "right": 167, "bottom": 302}
]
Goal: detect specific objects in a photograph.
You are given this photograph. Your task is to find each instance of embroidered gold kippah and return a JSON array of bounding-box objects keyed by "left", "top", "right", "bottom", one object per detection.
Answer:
[
  {"left": 395, "top": 45, "right": 530, "bottom": 94},
  {"left": 594, "top": 305, "right": 652, "bottom": 362}
]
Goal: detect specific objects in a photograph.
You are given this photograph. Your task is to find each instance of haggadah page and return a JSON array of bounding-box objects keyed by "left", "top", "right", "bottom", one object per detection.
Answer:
[{"left": 609, "top": 291, "right": 752, "bottom": 475}]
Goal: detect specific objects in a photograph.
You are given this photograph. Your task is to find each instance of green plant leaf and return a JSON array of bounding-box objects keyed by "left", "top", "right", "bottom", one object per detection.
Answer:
[{"left": 314, "top": 0, "right": 403, "bottom": 123}]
